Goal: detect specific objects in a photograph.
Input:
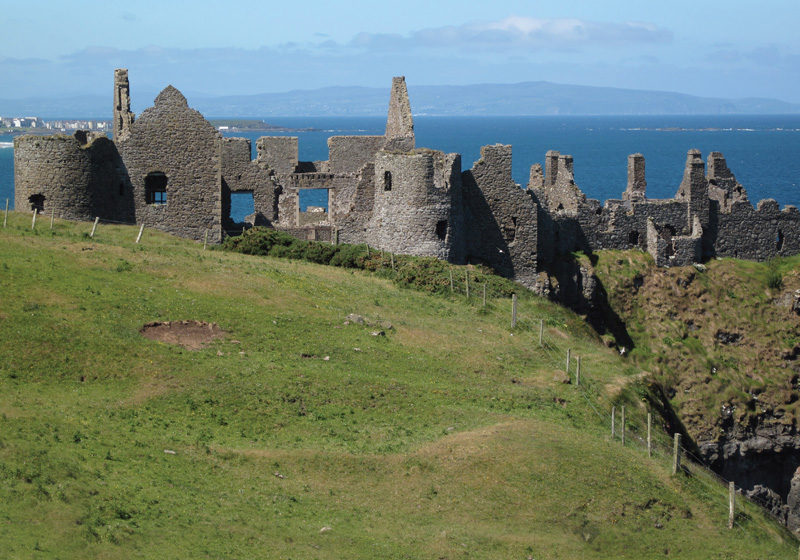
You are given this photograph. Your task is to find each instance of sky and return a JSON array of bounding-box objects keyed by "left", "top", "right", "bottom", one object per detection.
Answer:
[{"left": 3, "top": 0, "right": 799, "bottom": 104}]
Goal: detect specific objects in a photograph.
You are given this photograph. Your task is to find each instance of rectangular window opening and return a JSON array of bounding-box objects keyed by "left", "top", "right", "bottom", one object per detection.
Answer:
[{"left": 230, "top": 191, "right": 255, "bottom": 223}]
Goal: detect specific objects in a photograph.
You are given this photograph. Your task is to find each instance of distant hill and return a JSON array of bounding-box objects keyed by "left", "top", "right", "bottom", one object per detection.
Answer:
[{"left": 2, "top": 81, "right": 799, "bottom": 118}]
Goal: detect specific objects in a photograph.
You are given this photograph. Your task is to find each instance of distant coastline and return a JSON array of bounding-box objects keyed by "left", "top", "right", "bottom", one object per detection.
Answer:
[{"left": 0, "top": 118, "right": 318, "bottom": 137}]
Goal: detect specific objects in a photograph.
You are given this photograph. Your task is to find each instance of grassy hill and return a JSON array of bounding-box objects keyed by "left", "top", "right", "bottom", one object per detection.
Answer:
[{"left": 0, "top": 213, "right": 796, "bottom": 558}]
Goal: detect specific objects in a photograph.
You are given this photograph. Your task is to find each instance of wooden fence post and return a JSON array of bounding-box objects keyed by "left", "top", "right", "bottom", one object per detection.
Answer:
[
  {"left": 465, "top": 270, "right": 470, "bottom": 299},
  {"left": 729, "top": 481, "right": 735, "bottom": 529},
  {"left": 539, "top": 319, "right": 544, "bottom": 347},
  {"left": 3, "top": 198, "right": 8, "bottom": 227},
  {"left": 621, "top": 406, "right": 626, "bottom": 446},
  {"left": 203, "top": 229, "right": 209, "bottom": 250},
  {"left": 365, "top": 243, "right": 370, "bottom": 257},
  {"left": 511, "top": 294, "right": 518, "bottom": 328},
  {"left": 482, "top": 284, "right": 486, "bottom": 306},
  {"left": 89, "top": 217, "right": 99, "bottom": 238},
  {"left": 449, "top": 269, "right": 454, "bottom": 293},
  {"left": 672, "top": 433, "right": 682, "bottom": 475},
  {"left": 565, "top": 348, "right": 571, "bottom": 375},
  {"left": 136, "top": 223, "right": 145, "bottom": 244},
  {"left": 31, "top": 208, "right": 38, "bottom": 229},
  {"left": 611, "top": 406, "right": 616, "bottom": 438},
  {"left": 647, "top": 413, "right": 652, "bottom": 458}
]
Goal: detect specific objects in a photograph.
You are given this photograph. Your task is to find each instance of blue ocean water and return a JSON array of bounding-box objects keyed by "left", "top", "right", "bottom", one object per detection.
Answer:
[{"left": 3, "top": 115, "right": 800, "bottom": 222}]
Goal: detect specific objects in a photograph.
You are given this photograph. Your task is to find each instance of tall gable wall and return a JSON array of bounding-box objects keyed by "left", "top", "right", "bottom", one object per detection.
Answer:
[{"left": 118, "top": 86, "right": 223, "bottom": 242}]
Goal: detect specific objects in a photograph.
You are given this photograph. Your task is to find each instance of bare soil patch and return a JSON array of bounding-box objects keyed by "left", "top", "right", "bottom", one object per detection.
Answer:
[{"left": 140, "top": 320, "right": 225, "bottom": 350}]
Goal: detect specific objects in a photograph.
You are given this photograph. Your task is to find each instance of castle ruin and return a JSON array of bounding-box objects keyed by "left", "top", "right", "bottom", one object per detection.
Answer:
[{"left": 14, "top": 70, "right": 800, "bottom": 289}]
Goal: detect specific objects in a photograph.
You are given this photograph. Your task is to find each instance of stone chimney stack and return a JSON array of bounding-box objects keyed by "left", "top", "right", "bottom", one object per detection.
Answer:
[
  {"left": 623, "top": 153, "right": 647, "bottom": 203},
  {"left": 113, "top": 68, "right": 135, "bottom": 143}
]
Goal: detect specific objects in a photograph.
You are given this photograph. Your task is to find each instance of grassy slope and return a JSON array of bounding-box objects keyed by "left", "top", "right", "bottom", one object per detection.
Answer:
[
  {"left": 0, "top": 213, "right": 795, "bottom": 559},
  {"left": 591, "top": 250, "right": 800, "bottom": 441}
]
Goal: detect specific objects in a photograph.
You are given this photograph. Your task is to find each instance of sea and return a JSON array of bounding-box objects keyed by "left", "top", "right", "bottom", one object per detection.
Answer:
[{"left": 2, "top": 115, "right": 800, "bottom": 222}]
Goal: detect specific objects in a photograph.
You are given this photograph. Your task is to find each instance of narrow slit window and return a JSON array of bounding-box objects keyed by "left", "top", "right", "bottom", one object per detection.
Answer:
[
  {"left": 436, "top": 220, "right": 448, "bottom": 241},
  {"left": 384, "top": 171, "right": 392, "bottom": 191}
]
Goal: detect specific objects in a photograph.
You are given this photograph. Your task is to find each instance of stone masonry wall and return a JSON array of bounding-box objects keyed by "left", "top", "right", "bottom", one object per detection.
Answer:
[
  {"left": 118, "top": 86, "right": 223, "bottom": 242},
  {"left": 328, "top": 136, "right": 387, "bottom": 174},
  {"left": 221, "top": 137, "right": 276, "bottom": 227},
  {"left": 256, "top": 137, "right": 298, "bottom": 174},
  {"left": 462, "top": 144, "right": 538, "bottom": 288}
]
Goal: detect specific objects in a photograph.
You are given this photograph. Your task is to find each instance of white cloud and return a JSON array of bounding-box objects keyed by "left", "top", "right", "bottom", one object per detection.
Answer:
[{"left": 347, "top": 16, "right": 672, "bottom": 52}]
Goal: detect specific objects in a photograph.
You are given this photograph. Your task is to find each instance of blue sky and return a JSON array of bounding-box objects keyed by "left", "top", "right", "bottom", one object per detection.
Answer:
[{"left": 3, "top": 0, "right": 799, "bottom": 103}]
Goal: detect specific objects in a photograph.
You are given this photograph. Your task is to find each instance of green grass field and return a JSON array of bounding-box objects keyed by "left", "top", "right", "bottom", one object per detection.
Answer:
[{"left": 0, "top": 213, "right": 796, "bottom": 559}]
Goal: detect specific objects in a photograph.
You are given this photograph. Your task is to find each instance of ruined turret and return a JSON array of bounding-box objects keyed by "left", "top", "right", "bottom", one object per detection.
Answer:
[{"left": 113, "top": 68, "right": 135, "bottom": 143}]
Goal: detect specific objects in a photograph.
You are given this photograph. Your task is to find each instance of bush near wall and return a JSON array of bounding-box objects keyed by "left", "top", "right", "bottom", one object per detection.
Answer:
[{"left": 223, "top": 227, "right": 522, "bottom": 298}]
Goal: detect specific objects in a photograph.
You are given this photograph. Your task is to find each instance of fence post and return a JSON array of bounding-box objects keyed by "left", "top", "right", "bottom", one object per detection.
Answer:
[
  {"left": 672, "top": 433, "right": 682, "bottom": 475},
  {"left": 203, "top": 229, "right": 209, "bottom": 250},
  {"left": 3, "top": 198, "right": 8, "bottom": 227},
  {"left": 136, "top": 223, "right": 145, "bottom": 244},
  {"left": 365, "top": 243, "right": 370, "bottom": 257},
  {"left": 621, "top": 406, "right": 626, "bottom": 446},
  {"left": 575, "top": 356, "right": 581, "bottom": 387},
  {"left": 90, "top": 217, "right": 99, "bottom": 238},
  {"left": 31, "top": 208, "right": 38, "bottom": 229},
  {"left": 539, "top": 319, "right": 544, "bottom": 347},
  {"left": 511, "top": 294, "right": 518, "bottom": 328},
  {"left": 449, "top": 269, "right": 454, "bottom": 293},
  {"left": 50, "top": 207, "right": 55, "bottom": 230},
  {"left": 647, "top": 413, "right": 652, "bottom": 458},
  {"left": 565, "top": 348, "right": 571, "bottom": 375},
  {"left": 611, "top": 406, "right": 616, "bottom": 438},
  {"left": 465, "top": 270, "right": 470, "bottom": 299},
  {"left": 729, "top": 481, "right": 735, "bottom": 529},
  {"left": 482, "top": 284, "right": 486, "bottom": 307}
]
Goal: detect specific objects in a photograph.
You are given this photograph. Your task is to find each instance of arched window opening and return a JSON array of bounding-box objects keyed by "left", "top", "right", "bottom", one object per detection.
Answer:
[
  {"left": 145, "top": 172, "right": 168, "bottom": 205},
  {"left": 777, "top": 229, "right": 784, "bottom": 252}
]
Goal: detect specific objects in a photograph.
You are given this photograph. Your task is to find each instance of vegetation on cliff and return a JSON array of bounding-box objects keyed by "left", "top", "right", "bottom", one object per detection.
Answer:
[
  {"left": 0, "top": 215, "right": 796, "bottom": 558},
  {"left": 589, "top": 250, "right": 800, "bottom": 444}
]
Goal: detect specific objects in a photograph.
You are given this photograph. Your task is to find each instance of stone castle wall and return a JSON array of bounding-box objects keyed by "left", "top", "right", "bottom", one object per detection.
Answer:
[{"left": 462, "top": 144, "right": 538, "bottom": 287}]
